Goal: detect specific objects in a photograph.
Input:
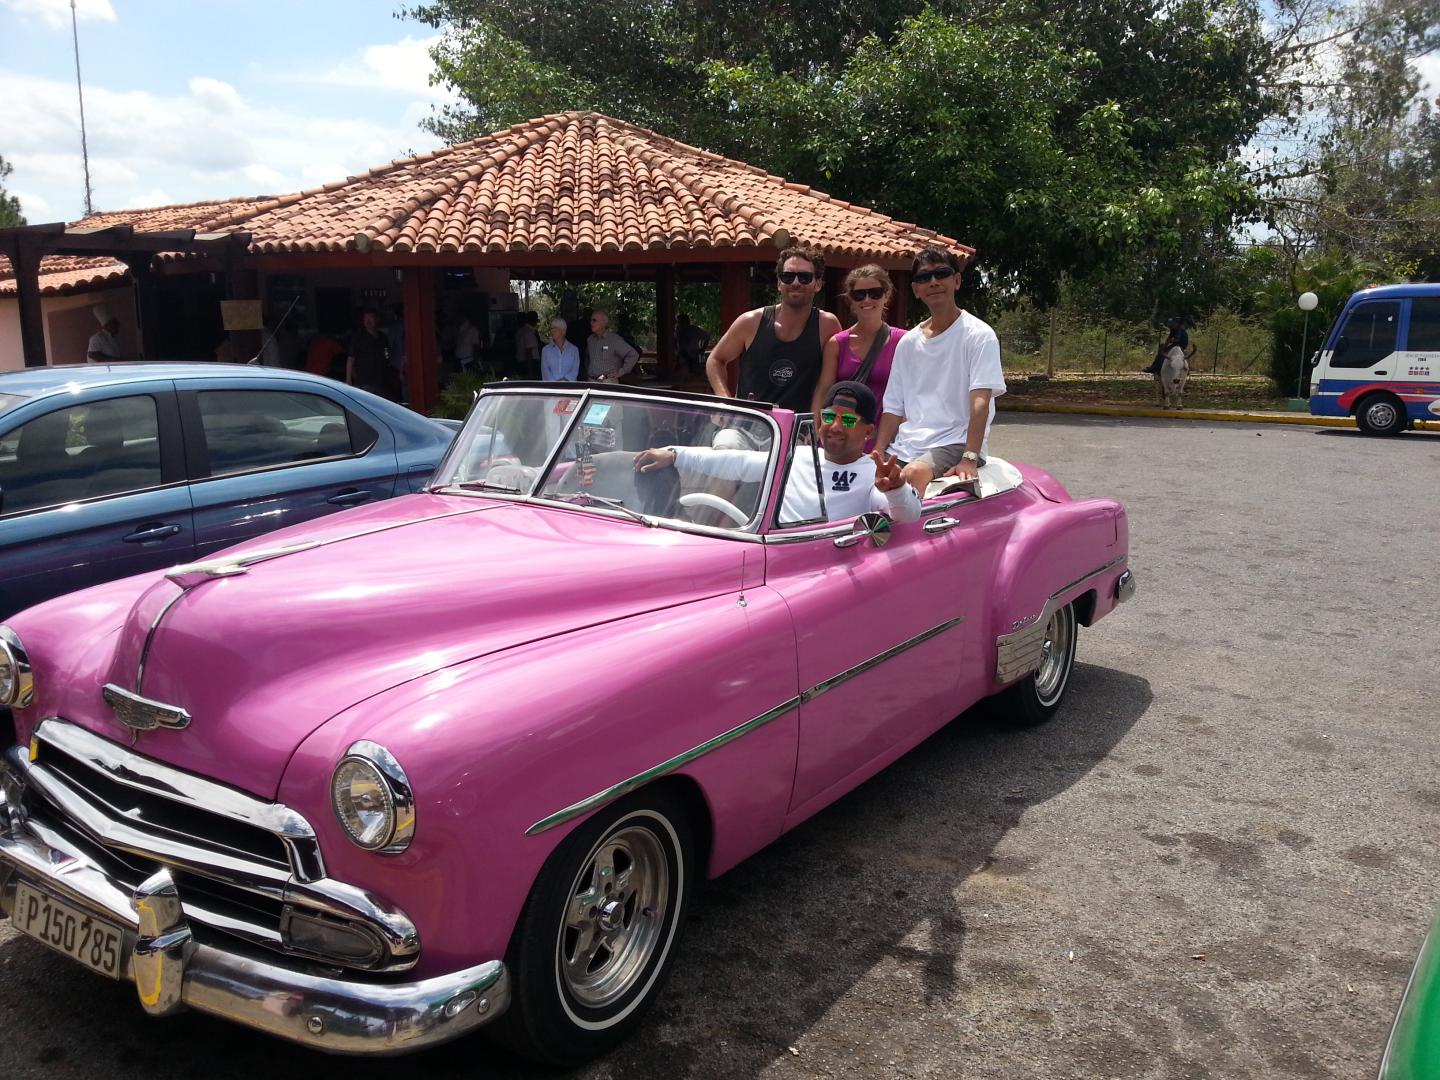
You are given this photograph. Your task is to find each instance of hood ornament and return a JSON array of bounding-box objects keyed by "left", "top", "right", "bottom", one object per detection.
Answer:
[{"left": 165, "top": 540, "right": 323, "bottom": 590}]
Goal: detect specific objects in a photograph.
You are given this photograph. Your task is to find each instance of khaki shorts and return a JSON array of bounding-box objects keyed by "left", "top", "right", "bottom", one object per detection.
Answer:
[{"left": 909, "top": 444, "right": 984, "bottom": 473}]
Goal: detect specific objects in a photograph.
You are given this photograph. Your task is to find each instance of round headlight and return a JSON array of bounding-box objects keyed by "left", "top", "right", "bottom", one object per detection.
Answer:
[
  {"left": 330, "top": 741, "right": 414, "bottom": 853},
  {"left": 0, "top": 627, "right": 33, "bottom": 709}
]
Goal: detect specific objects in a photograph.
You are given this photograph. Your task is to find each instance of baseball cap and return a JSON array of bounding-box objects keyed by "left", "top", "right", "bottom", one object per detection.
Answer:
[{"left": 824, "top": 380, "right": 878, "bottom": 424}]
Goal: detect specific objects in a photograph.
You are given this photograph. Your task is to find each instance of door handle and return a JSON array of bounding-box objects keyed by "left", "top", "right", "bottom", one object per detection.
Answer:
[
  {"left": 1375, "top": 371, "right": 1388, "bottom": 375},
  {"left": 123, "top": 523, "right": 183, "bottom": 543},
  {"left": 923, "top": 516, "right": 963, "bottom": 535},
  {"left": 327, "top": 489, "right": 374, "bottom": 506}
]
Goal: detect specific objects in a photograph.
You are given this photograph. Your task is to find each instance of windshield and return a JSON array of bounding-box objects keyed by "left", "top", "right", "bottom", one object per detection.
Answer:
[{"left": 433, "top": 390, "right": 778, "bottom": 530}]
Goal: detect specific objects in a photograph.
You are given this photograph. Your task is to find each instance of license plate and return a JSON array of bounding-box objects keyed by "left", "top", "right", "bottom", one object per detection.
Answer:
[{"left": 12, "top": 881, "right": 127, "bottom": 979}]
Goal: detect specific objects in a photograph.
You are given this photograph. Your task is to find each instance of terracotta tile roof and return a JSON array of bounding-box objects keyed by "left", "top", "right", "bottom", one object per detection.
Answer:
[
  {"left": 0, "top": 254, "right": 129, "bottom": 296},
  {"left": 2, "top": 113, "right": 964, "bottom": 299},
  {"left": 48, "top": 112, "right": 968, "bottom": 267}
]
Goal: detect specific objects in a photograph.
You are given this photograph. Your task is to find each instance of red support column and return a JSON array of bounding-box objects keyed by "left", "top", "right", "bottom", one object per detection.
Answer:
[
  {"left": 888, "top": 271, "right": 911, "bottom": 327},
  {"left": 403, "top": 267, "right": 439, "bottom": 414},
  {"left": 655, "top": 265, "right": 676, "bottom": 379},
  {"left": 718, "top": 262, "right": 752, "bottom": 395}
]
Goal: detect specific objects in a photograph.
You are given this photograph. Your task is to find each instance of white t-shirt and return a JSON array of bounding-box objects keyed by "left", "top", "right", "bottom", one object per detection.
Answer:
[
  {"left": 455, "top": 322, "right": 481, "bottom": 366},
  {"left": 883, "top": 309, "right": 1006, "bottom": 461},
  {"left": 87, "top": 328, "right": 121, "bottom": 363},
  {"left": 670, "top": 446, "right": 921, "bottom": 524}
]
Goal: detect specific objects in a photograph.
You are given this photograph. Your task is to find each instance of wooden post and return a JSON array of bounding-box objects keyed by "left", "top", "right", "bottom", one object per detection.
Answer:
[
  {"left": 718, "top": 263, "right": 751, "bottom": 395},
  {"left": 120, "top": 254, "right": 158, "bottom": 360},
  {"left": 13, "top": 238, "right": 47, "bottom": 367},
  {"left": 1046, "top": 305, "right": 1057, "bottom": 378},
  {"left": 888, "top": 271, "right": 910, "bottom": 327},
  {"left": 403, "top": 267, "right": 440, "bottom": 414},
  {"left": 655, "top": 265, "right": 676, "bottom": 379}
]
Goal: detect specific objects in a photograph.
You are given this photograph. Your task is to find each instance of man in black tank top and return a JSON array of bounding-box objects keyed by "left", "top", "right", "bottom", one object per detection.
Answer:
[{"left": 707, "top": 246, "right": 842, "bottom": 417}]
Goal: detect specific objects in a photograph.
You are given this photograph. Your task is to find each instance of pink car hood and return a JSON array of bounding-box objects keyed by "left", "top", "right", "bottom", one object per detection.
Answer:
[{"left": 47, "top": 496, "right": 747, "bottom": 799}]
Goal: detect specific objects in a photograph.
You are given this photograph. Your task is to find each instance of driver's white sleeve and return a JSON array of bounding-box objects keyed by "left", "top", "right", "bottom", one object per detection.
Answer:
[
  {"left": 670, "top": 446, "right": 767, "bottom": 482},
  {"left": 873, "top": 481, "right": 921, "bottom": 523}
]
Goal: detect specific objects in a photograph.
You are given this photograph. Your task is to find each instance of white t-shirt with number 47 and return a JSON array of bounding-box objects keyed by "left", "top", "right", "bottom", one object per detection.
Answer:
[{"left": 670, "top": 446, "right": 920, "bottom": 524}]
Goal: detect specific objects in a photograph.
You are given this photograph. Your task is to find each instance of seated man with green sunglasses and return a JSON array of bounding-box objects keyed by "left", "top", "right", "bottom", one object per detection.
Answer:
[{"left": 634, "top": 381, "right": 920, "bottom": 525}]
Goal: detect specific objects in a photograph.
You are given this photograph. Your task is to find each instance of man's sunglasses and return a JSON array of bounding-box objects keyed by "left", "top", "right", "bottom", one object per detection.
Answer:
[
  {"left": 849, "top": 287, "right": 886, "bottom": 302},
  {"left": 913, "top": 266, "right": 958, "bottom": 284},
  {"left": 778, "top": 270, "right": 816, "bottom": 285},
  {"left": 820, "top": 409, "right": 862, "bottom": 427}
]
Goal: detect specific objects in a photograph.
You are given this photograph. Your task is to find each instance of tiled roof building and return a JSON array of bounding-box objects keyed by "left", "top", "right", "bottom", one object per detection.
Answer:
[{"left": 4, "top": 112, "right": 970, "bottom": 402}]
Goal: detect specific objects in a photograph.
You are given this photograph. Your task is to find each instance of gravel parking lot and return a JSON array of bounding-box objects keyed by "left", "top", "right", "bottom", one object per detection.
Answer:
[{"left": 3, "top": 413, "right": 1437, "bottom": 1080}]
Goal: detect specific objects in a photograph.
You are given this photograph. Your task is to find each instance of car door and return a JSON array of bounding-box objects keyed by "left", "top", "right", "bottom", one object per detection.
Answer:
[
  {"left": 1400, "top": 297, "right": 1440, "bottom": 415},
  {"left": 0, "top": 386, "right": 194, "bottom": 619},
  {"left": 178, "top": 381, "right": 400, "bottom": 558},
  {"left": 762, "top": 437, "right": 1006, "bottom": 822}
]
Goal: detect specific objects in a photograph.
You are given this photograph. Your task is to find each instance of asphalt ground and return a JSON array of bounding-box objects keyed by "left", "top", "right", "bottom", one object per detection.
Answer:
[{"left": 2, "top": 413, "right": 1438, "bottom": 1080}]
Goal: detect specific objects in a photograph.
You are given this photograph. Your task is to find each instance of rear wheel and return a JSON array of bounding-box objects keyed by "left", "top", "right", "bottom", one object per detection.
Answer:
[
  {"left": 1355, "top": 393, "right": 1407, "bottom": 436},
  {"left": 996, "top": 602, "right": 1077, "bottom": 727},
  {"left": 493, "top": 790, "right": 693, "bottom": 1066}
]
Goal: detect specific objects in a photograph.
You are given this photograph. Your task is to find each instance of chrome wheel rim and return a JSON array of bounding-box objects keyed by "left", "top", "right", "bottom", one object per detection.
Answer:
[
  {"left": 1366, "top": 401, "right": 1399, "bottom": 430},
  {"left": 558, "top": 824, "right": 670, "bottom": 1009},
  {"left": 1033, "top": 605, "right": 1075, "bottom": 706}
]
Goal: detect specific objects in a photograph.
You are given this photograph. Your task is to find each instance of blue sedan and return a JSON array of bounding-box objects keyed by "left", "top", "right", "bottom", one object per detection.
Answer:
[{"left": 0, "top": 363, "right": 458, "bottom": 618}]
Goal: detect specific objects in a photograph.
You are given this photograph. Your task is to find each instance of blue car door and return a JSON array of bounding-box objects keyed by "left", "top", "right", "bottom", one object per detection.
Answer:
[
  {"left": 178, "top": 380, "right": 400, "bottom": 557},
  {"left": 0, "top": 385, "right": 194, "bottom": 619}
]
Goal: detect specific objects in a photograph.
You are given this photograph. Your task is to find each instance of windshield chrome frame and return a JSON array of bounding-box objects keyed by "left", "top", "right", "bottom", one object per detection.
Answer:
[{"left": 432, "top": 384, "right": 783, "bottom": 540}]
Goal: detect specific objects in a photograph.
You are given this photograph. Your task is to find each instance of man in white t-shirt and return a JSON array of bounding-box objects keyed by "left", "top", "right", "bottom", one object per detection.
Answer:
[
  {"left": 874, "top": 246, "right": 1006, "bottom": 498},
  {"left": 634, "top": 381, "right": 920, "bottom": 524},
  {"left": 86, "top": 305, "right": 124, "bottom": 363}
]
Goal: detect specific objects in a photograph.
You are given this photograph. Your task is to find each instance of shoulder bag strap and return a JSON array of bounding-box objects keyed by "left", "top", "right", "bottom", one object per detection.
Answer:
[{"left": 852, "top": 323, "right": 890, "bottom": 386}]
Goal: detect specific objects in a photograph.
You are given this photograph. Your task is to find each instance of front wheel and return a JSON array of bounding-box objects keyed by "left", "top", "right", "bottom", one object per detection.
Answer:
[
  {"left": 995, "top": 602, "right": 1077, "bottom": 727},
  {"left": 493, "top": 790, "right": 694, "bottom": 1066},
  {"left": 1355, "top": 393, "right": 1407, "bottom": 436}
]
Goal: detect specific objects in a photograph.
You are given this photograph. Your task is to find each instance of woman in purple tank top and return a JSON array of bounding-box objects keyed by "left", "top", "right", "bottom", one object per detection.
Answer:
[{"left": 817, "top": 265, "right": 905, "bottom": 451}]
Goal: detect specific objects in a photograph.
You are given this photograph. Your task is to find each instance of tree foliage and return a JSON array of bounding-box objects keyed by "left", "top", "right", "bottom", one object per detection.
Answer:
[
  {"left": 0, "top": 155, "right": 24, "bottom": 228},
  {"left": 409, "top": 0, "right": 1277, "bottom": 305}
]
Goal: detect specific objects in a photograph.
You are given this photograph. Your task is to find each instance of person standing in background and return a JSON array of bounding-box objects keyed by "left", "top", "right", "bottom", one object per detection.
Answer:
[
  {"left": 345, "top": 308, "right": 390, "bottom": 398},
  {"left": 586, "top": 310, "right": 639, "bottom": 382},
  {"left": 541, "top": 317, "right": 580, "bottom": 381},
  {"left": 515, "top": 310, "right": 543, "bottom": 378},
  {"left": 86, "top": 306, "right": 124, "bottom": 363}
]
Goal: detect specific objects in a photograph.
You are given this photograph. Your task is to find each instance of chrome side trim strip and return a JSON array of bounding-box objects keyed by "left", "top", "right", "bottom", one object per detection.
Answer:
[
  {"left": 801, "top": 615, "right": 967, "bottom": 704},
  {"left": 34, "top": 719, "right": 325, "bottom": 881},
  {"left": 994, "top": 555, "right": 1128, "bottom": 684},
  {"left": 135, "top": 586, "right": 186, "bottom": 694},
  {"left": 525, "top": 697, "right": 801, "bottom": 835},
  {"left": 764, "top": 523, "right": 852, "bottom": 545}
]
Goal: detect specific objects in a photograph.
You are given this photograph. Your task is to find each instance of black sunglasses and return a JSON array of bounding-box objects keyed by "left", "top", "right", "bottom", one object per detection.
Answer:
[
  {"left": 913, "top": 266, "right": 958, "bottom": 284},
  {"left": 848, "top": 287, "right": 886, "bottom": 302},
  {"left": 778, "top": 270, "right": 816, "bottom": 285}
]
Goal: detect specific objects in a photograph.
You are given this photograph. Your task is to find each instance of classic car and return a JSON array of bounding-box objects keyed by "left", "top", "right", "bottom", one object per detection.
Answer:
[
  {"left": 0, "top": 382, "right": 1133, "bottom": 1064},
  {"left": 0, "top": 362, "right": 459, "bottom": 619}
]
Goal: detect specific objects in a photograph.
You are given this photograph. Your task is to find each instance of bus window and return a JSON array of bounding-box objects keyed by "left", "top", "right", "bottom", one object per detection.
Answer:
[
  {"left": 1407, "top": 298, "right": 1440, "bottom": 352},
  {"left": 1331, "top": 301, "right": 1400, "bottom": 368}
]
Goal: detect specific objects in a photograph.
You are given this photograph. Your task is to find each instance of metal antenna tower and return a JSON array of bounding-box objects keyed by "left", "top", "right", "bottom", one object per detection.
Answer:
[{"left": 70, "top": 0, "right": 94, "bottom": 215}]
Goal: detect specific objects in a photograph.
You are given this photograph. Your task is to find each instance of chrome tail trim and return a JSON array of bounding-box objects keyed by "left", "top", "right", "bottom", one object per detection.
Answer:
[{"left": 994, "top": 556, "right": 1127, "bottom": 684}]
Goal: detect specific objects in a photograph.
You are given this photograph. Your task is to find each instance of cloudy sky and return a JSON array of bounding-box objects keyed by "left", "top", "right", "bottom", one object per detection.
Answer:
[{"left": 0, "top": 0, "right": 459, "bottom": 223}]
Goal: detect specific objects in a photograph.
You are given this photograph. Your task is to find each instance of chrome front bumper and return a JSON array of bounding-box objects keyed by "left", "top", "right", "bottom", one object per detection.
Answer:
[{"left": 0, "top": 771, "right": 509, "bottom": 1055}]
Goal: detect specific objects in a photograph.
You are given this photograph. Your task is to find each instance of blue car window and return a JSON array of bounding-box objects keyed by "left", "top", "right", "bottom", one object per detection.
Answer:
[
  {"left": 0, "top": 396, "right": 159, "bottom": 516},
  {"left": 197, "top": 390, "right": 353, "bottom": 477}
]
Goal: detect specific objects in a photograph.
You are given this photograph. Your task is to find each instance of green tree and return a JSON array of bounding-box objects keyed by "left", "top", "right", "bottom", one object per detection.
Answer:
[
  {"left": 0, "top": 154, "right": 24, "bottom": 228},
  {"left": 409, "top": 0, "right": 1276, "bottom": 304}
]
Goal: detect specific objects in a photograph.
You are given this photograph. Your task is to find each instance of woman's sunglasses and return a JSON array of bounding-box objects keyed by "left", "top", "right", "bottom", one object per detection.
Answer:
[
  {"left": 912, "top": 266, "right": 958, "bottom": 284},
  {"left": 848, "top": 287, "right": 886, "bottom": 302},
  {"left": 778, "top": 270, "right": 816, "bottom": 284},
  {"left": 820, "top": 409, "right": 862, "bottom": 428}
]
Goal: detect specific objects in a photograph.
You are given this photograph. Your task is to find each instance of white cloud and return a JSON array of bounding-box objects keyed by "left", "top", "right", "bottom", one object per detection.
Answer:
[
  {"left": 0, "top": 0, "right": 114, "bottom": 29},
  {"left": 286, "top": 34, "right": 457, "bottom": 104},
  {"left": 0, "top": 51, "right": 444, "bottom": 221}
]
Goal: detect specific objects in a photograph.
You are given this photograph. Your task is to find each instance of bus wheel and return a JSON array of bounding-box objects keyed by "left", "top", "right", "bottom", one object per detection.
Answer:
[{"left": 1355, "top": 393, "right": 1406, "bottom": 436}]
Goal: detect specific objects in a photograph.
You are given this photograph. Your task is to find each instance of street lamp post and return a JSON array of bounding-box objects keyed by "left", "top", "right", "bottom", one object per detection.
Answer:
[{"left": 1296, "top": 291, "right": 1318, "bottom": 400}]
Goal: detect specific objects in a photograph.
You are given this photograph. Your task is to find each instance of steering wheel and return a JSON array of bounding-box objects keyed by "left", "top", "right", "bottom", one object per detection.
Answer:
[{"left": 678, "top": 491, "right": 750, "bottom": 526}]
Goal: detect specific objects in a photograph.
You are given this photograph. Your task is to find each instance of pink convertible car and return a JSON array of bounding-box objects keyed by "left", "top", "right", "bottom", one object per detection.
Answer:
[{"left": 0, "top": 383, "right": 1133, "bottom": 1064}]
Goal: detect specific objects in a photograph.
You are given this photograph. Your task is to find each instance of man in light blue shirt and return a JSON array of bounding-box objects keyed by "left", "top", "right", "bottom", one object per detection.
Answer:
[{"left": 541, "top": 317, "right": 580, "bottom": 381}]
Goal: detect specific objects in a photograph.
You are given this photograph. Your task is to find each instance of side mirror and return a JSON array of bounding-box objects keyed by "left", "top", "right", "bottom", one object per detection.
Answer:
[{"left": 834, "top": 510, "right": 892, "bottom": 549}]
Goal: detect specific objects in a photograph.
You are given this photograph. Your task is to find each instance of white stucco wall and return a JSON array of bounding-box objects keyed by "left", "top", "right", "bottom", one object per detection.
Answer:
[{"left": 0, "top": 287, "right": 137, "bottom": 371}]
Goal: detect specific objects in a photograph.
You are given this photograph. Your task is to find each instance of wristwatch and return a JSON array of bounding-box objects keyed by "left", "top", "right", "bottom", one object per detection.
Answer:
[{"left": 960, "top": 450, "right": 982, "bottom": 465}]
